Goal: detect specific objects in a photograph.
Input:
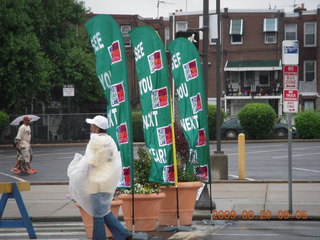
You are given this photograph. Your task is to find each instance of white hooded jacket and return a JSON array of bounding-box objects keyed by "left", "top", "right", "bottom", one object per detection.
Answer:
[{"left": 68, "top": 133, "right": 122, "bottom": 217}]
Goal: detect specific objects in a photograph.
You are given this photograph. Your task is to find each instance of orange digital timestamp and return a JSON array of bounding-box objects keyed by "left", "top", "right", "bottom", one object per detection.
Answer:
[{"left": 211, "top": 210, "right": 308, "bottom": 220}]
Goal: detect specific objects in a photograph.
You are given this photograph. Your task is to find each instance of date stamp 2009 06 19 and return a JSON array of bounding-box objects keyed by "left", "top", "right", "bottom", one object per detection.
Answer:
[{"left": 211, "top": 210, "right": 308, "bottom": 220}]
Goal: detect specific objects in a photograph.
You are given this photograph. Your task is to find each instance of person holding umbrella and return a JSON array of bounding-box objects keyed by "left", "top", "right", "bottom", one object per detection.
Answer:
[{"left": 11, "top": 116, "right": 36, "bottom": 174}]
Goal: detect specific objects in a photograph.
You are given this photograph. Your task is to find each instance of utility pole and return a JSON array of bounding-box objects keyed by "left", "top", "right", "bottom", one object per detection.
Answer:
[
  {"left": 215, "top": 0, "right": 222, "bottom": 153},
  {"left": 210, "top": 0, "right": 228, "bottom": 182}
]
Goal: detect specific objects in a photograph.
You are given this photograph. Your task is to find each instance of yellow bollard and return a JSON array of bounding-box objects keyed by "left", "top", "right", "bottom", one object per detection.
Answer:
[{"left": 238, "top": 133, "right": 246, "bottom": 179}]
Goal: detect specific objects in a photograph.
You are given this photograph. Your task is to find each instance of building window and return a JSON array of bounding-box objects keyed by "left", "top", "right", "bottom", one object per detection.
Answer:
[
  {"left": 165, "top": 27, "right": 170, "bottom": 48},
  {"left": 229, "top": 19, "right": 243, "bottom": 44},
  {"left": 265, "top": 32, "right": 277, "bottom": 44},
  {"left": 230, "top": 71, "right": 240, "bottom": 83},
  {"left": 304, "top": 22, "right": 316, "bottom": 47},
  {"left": 176, "top": 21, "right": 188, "bottom": 32},
  {"left": 263, "top": 18, "right": 277, "bottom": 44},
  {"left": 199, "top": 14, "right": 218, "bottom": 45},
  {"left": 285, "top": 24, "right": 297, "bottom": 40},
  {"left": 259, "top": 72, "right": 269, "bottom": 85},
  {"left": 121, "top": 25, "right": 131, "bottom": 47},
  {"left": 304, "top": 61, "right": 316, "bottom": 81},
  {"left": 304, "top": 100, "right": 315, "bottom": 111}
]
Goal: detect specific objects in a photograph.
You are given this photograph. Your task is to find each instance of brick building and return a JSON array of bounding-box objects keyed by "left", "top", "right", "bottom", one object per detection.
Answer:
[
  {"left": 88, "top": 4, "right": 319, "bottom": 116},
  {"left": 170, "top": 5, "right": 320, "bottom": 117}
]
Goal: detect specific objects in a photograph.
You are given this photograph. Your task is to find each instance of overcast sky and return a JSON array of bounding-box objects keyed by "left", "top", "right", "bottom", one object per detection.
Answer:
[{"left": 83, "top": 0, "right": 319, "bottom": 18}]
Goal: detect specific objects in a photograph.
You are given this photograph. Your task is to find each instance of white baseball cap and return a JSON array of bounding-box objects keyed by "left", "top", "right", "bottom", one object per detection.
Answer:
[{"left": 86, "top": 115, "right": 108, "bottom": 130}]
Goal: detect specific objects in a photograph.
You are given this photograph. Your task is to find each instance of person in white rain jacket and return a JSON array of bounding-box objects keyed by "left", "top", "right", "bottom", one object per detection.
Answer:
[{"left": 68, "top": 115, "right": 131, "bottom": 240}]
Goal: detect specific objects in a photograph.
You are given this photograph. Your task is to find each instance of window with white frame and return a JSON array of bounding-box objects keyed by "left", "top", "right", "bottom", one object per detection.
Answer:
[
  {"left": 229, "top": 19, "right": 243, "bottom": 44},
  {"left": 304, "top": 22, "right": 316, "bottom": 47},
  {"left": 199, "top": 14, "right": 218, "bottom": 45},
  {"left": 285, "top": 24, "right": 297, "bottom": 40},
  {"left": 304, "top": 100, "right": 315, "bottom": 111},
  {"left": 121, "top": 25, "right": 131, "bottom": 47},
  {"left": 304, "top": 61, "right": 316, "bottom": 81},
  {"left": 164, "top": 27, "right": 170, "bottom": 48},
  {"left": 176, "top": 21, "right": 188, "bottom": 32},
  {"left": 263, "top": 18, "right": 277, "bottom": 44}
]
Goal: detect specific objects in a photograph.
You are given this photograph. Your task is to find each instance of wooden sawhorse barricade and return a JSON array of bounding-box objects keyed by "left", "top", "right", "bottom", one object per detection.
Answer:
[{"left": 0, "top": 182, "right": 37, "bottom": 239}]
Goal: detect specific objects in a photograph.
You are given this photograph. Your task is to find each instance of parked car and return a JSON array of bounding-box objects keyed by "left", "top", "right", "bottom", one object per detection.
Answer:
[{"left": 221, "top": 118, "right": 297, "bottom": 139}]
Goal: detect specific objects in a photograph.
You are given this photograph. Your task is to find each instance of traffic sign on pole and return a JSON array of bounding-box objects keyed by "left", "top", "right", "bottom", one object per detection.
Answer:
[
  {"left": 283, "top": 89, "right": 299, "bottom": 113},
  {"left": 283, "top": 65, "right": 298, "bottom": 89},
  {"left": 282, "top": 40, "right": 299, "bottom": 65}
]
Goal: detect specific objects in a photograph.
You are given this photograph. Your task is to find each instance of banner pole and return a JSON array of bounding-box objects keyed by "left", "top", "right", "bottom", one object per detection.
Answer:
[
  {"left": 131, "top": 186, "right": 135, "bottom": 233},
  {"left": 170, "top": 91, "right": 180, "bottom": 226}
]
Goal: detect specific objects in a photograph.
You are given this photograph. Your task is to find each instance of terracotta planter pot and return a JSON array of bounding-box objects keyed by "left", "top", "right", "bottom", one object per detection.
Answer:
[
  {"left": 76, "top": 199, "right": 122, "bottom": 239},
  {"left": 118, "top": 192, "right": 165, "bottom": 232},
  {"left": 159, "top": 181, "right": 202, "bottom": 226}
]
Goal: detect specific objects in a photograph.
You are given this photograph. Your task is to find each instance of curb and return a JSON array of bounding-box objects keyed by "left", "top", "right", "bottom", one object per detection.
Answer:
[{"left": 28, "top": 180, "right": 320, "bottom": 185}]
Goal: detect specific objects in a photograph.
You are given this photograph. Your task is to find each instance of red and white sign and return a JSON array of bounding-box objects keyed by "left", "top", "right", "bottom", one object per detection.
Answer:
[
  {"left": 283, "top": 65, "right": 298, "bottom": 89},
  {"left": 283, "top": 89, "right": 299, "bottom": 113}
]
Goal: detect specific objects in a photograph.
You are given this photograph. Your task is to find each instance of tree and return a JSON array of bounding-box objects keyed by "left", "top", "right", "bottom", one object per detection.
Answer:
[{"left": 0, "top": 0, "right": 103, "bottom": 114}]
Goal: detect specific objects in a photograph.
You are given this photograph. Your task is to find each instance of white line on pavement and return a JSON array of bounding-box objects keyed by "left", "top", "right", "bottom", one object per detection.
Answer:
[
  {"left": 272, "top": 152, "right": 320, "bottom": 159},
  {"left": 228, "top": 174, "right": 256, "bottom": 181},
  {"left": 293, "top": 167, "right": 320, "bottom": 173},
  {"left": 213, "top": 233, "right": 278, "bottom": 236},
  {"left": 0, "top": 171, "right": 27, "bottom": 182}
]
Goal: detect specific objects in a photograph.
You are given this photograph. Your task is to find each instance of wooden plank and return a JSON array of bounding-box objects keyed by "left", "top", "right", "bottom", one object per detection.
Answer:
[{"left": 0, "top": 182, "right": 30, "bottom": 193}]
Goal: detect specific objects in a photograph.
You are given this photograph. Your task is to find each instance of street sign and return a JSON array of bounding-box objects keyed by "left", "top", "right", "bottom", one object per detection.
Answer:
[
  {"left": 63, "top": 84, "right": 75, "bottom": 97},
  {"left": 283, "top": 89, "right": 299, "bottom": 113},
  {"left": 283, "top": 65, "right": 298, "bottom": 89},
  {"left": 282, "top": 40, "right": 299, "bottom": 65}
]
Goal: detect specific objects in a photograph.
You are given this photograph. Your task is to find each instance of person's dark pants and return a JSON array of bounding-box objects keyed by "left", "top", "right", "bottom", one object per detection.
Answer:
[
  {"left": 91, "top": 192, "right": 129, "bottom": 240},
  {"left": 93, "top": 212, "right": 129, "bottom": 240}
]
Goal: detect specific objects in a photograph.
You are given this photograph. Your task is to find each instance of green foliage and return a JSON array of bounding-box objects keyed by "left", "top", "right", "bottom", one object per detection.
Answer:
[
  {"left": 131, "top": 110, "right": 144, "bottom": 142},
  {"left": 238, "top": 103, "right": 276, "bottom": 139},
  {"left": 122, "top": 147, "right": 160, "bottom": 194},
  {"left": 294, "top": 111, "right": 320, "bottom": 139},
  {"left": 207, "top": 104, "right": 225, "bottom": 140},
  {"left": 0, "top": 111, "right": 9, "bottom": 137},
  {"left": 0, "top": 0, "right": 100, "bottom": 114},
  {"left": 175, "top": 123, "right": 189, "bottom": 162},
  {"left": 174, "top": 123, "right": 199, "bottom": 182}
]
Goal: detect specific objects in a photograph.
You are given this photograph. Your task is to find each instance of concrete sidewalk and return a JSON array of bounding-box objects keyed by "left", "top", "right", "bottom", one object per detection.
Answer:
[{"left": 2, "top": 181, "right": 320, "bottom": 221}]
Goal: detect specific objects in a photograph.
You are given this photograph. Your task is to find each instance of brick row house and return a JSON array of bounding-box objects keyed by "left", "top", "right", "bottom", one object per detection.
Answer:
[
  {"left": 89, "top": 4, "right": 319, "bottom": 116},
  {"left": 169, "top": 5, "right": 320, "bottom": 116}
]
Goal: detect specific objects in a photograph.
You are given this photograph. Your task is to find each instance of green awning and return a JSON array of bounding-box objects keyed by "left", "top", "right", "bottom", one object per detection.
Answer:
[{"left": 224, "top": 60, "right": 282, "bottom": 71}]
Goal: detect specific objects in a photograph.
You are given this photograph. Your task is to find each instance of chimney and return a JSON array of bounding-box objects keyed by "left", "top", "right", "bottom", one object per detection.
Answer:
[{"left": 294, "top": 3, "right": 307, "bottom": 13}]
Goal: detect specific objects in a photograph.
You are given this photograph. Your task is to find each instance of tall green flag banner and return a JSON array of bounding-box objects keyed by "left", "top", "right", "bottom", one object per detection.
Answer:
[
  {"left": 85, "top": 15, "right": 133, "bottom": 188},
  {"left": 168, "top": 37, "right": 210, "bottom": 183},
  {"left": 129, "top": 26, "right": 174, "bottom": 185}
]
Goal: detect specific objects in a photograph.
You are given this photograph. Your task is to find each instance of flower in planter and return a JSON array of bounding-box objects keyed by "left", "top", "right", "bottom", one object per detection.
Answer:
[{"left": 120, "top": 147, "right": 160, "bottom": 194}]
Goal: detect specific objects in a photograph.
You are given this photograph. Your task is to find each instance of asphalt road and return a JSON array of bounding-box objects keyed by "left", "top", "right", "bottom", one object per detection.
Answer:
[{"left": 0, "top": 141, "right": 319, "bottom": 182}]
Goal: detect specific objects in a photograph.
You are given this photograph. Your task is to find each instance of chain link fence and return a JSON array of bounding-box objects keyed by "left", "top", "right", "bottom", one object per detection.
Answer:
[{"left": 5, "top": 113, "right": 106, "bottom": 143}]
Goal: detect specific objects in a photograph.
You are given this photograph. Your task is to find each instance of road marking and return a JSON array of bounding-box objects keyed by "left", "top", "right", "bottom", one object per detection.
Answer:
[
  {"left": 272, "top": 152, "right": 320, "bottom": 159},
  {"left": 293, "top": 167, "right": 320, "bottom": 173},
  {"left": 213, "top": 233, "right": 278, "bottom": 236},
  {"left": 0, "top": 171, "right": 27, "bottom": 182},
  {"left": 228, "top": 174, "right": 256, "bottom": 181},
  {"left": 224, "top": 146, "right": 320, "bottom": 156}
]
